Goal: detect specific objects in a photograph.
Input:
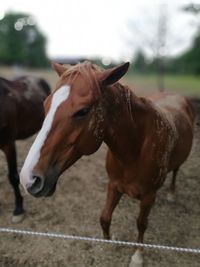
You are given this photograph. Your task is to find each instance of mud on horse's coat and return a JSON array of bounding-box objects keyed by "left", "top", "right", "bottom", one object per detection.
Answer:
[
  {"left": 0, "top": 76, "right": 50, "bottom": 222},
  {"left": 20, "top": 62, "right": 195, "bottom": 266}
]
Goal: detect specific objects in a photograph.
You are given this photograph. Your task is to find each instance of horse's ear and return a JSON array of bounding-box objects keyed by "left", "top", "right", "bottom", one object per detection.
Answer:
[
  {"left": 99, "top": 62, "right": 130, "bottom": 86},
  {"left": 51, "top": 62, "right": 68, "bottom": 76}
]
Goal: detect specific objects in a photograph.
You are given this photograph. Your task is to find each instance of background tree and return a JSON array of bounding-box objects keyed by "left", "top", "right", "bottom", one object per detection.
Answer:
[
  {"left": 132, "top": 50, "right": 147, "bottom": 73},
  {"left": 0, "top": 12, "right": 48, "bottom": 67},
  {"left": 127, "top": 4, "right": 168, "bottom": 91},
  {"left": 183, "top": 3, "right": 200, "bottom": 18},
  {"left": 177, "top": 3, "right": 200, "bottom": 74}
]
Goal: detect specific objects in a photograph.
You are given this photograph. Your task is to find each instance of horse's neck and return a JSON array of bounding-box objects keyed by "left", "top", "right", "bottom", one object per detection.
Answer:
[{"left": 103, "top": 83, "right": 152, "bottom": 162}]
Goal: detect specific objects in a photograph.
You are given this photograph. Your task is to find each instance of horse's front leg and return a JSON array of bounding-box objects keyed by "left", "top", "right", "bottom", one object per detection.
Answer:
[
  {"left": 3, "top": 143, "right": 25, "bottom": 223},
  {"left": 100, "top": 182, "right": 122, "bottom": 239},
  {"left": 129, "top": 193, "right": 156, "bottom": 267}
]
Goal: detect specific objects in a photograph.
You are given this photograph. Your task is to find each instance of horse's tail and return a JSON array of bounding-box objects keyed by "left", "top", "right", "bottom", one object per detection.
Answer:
[
  {"left": 185, "top": 97, "right": 197, "bottom": 126},
  {"left": 189, "top": 98, "right": 200, "bottom": 127},
  {"left": 38, "top": 78, "right": 51, "bottom": 97}
]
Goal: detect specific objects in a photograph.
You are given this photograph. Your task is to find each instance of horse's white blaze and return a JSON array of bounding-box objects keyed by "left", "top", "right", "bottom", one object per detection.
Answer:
[{"left": 20, "top": 85, "right": 70, "bottom": 190}]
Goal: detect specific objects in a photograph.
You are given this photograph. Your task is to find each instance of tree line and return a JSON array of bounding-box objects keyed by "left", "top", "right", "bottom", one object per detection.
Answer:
[
  {"left": 0, "top": 12, "right": 48, "bottom": 68},
  {"left": 0, "top": 8, "right": 199, "bottom": 74},
  {"left": 131, "top": 3, "right": 200, "bottom": 76},
  {"left": 131, "top": 30, "right": 200, "bottom": 76}
]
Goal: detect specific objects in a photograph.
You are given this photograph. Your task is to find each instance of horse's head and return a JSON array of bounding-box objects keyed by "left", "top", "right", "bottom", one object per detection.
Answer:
[{"left": 20, "top": 61, "right": 129, "bottom": 197}]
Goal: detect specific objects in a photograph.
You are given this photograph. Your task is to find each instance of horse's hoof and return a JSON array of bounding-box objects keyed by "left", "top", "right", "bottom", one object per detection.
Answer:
[
  {"left": 111, "top": 234, "right": 116, "bottom": 240},
  {"left": 166, "top": 191, "right": 175, "bottom": 203},
  {"left": 129, "top": 250, "right": 143, "bottom": 267},
  {"left": 11, "top": 213, "right": 25, "bottom": 223},
  {"left": 103, "top": 231, "right": 110, "bottom": 240}
]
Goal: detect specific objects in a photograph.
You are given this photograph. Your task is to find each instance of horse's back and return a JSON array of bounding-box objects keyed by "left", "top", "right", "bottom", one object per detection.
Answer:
[
  {"left": 14, "top": 76, "right": 51, "bottom": 139},
  {"left": 0, "top": 76, "right": 51, "bottom": 142},
  {"left": 0, "top": 76, "right": 50, "bottom": 102},
  {"left": 13, "top": 76, "right": 50, "bottom": 101},
  {"left": 149, "top": 92, "right": 195, "bottom": 171}
]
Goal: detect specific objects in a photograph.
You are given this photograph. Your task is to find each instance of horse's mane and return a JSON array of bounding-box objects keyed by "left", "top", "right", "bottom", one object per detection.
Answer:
[
  {"left": 0, "top": 76, "right": 11, "bottom": 85},
  {"left": 0, "top": 77, "right": 15, "bottom": 93},
  {"left": 62, "top": 61, "right": 101, "bottom": 91},
  {"left": 63, "top": 61, "right": 99, "bottom": 76}
]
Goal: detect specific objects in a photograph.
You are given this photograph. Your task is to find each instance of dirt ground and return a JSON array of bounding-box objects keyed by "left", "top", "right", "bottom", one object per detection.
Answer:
[{"left": 0, "top": 75, "right": 199, "bottom": 266}]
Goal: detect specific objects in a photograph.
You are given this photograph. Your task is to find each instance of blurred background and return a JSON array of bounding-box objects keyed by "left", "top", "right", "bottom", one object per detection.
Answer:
[{"left": 0, "top": 0, "right": 200, "bottom": 96}]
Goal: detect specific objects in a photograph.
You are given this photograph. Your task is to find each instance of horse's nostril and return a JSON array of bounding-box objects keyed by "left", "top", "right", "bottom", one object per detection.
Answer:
[
  {"left": 33, "top": 175, "right": 42, "bottom": 187},
  {"left": 27, "top": 175, "right": 44, "bottom": 196}
]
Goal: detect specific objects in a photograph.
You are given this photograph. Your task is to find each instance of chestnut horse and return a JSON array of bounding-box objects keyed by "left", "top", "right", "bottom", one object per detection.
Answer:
[
  {"left": 0, "top": 76, "right": 50, "bottom": 223},
  {"left": 20, "top": 62, "right": 195, "bottom": 267}
]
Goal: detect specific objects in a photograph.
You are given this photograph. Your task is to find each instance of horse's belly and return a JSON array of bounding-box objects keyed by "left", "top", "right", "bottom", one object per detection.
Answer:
[
  {"left": 16, "top": 120, "right": 43, "bottom": 139},
  {"left": 154, "top": 95, "right": 195, "bottom": 172},
  {"left": 168, "top": 123, "right": 194, "bottom": 171},
  {"left": 16, "top": 107, "right": 44, "bottom": 139}
]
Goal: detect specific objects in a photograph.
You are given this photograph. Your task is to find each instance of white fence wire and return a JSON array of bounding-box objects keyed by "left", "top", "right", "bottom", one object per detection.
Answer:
[{"left": 0, "top": 227, "right": 200, "bottom": 254}]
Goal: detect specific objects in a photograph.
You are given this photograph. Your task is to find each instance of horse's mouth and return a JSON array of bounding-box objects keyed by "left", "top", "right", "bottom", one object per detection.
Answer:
[
  {"left": 45, "top": 183, "right": 57, "bottom": 197},
  {"left": 31, "top": 184, "right": 57, "bottom": 198},
  {"left": 28, "top": 153, "right": 79, "bottom": 198}
]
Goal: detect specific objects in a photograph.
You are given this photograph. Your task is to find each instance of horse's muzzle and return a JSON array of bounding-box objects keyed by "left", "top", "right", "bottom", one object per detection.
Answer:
[
  {"left": 26, "top": 174, "right": 58, "bottom": 198},
  {"left": 26, "top": 175, "right": 44, "bottom": 197}
]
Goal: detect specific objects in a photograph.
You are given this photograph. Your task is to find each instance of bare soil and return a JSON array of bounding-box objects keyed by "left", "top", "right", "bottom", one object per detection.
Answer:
[{"left": 0, "top": 75, "right": 199, "bottom": 266}]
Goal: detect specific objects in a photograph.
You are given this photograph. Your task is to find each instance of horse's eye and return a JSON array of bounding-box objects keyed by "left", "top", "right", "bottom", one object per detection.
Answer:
[{"left": 73, "top": 107, "right": 90, "bottom": 119}]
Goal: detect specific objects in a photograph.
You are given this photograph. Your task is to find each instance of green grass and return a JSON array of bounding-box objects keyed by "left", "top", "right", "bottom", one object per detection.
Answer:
[
  {"left": 124, "top": 73, "right": 200, "bottom": 97},
  {"left": 0, "top": 66, "right": 199, "bottom": 97}
]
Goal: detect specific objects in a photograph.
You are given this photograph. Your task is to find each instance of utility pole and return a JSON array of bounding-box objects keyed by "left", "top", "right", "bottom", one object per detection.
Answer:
[{"left": 156, "top": 4, "right": 167, "bottom": 92}]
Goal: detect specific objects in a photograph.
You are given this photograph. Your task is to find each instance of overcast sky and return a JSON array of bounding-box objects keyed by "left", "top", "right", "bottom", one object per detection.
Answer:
[{"left": 0, "top": 0, "right": 200, "bottom": 61}]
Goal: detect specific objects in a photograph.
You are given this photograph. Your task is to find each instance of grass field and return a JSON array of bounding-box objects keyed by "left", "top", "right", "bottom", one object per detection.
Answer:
[
  {"left": 125, "top": 73, "right": 200, "bottom": 97},
  {"left": 1, "top": 66, "right": 200, "bottom": 97}
]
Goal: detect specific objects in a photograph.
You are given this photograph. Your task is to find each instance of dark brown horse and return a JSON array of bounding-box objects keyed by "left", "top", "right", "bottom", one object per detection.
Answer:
[
  {"left": 0, "top": 76, "right": 50, "bottom": 223},
  {"left": 20, "top": 62, "right": 195, "bottom": 266}
]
